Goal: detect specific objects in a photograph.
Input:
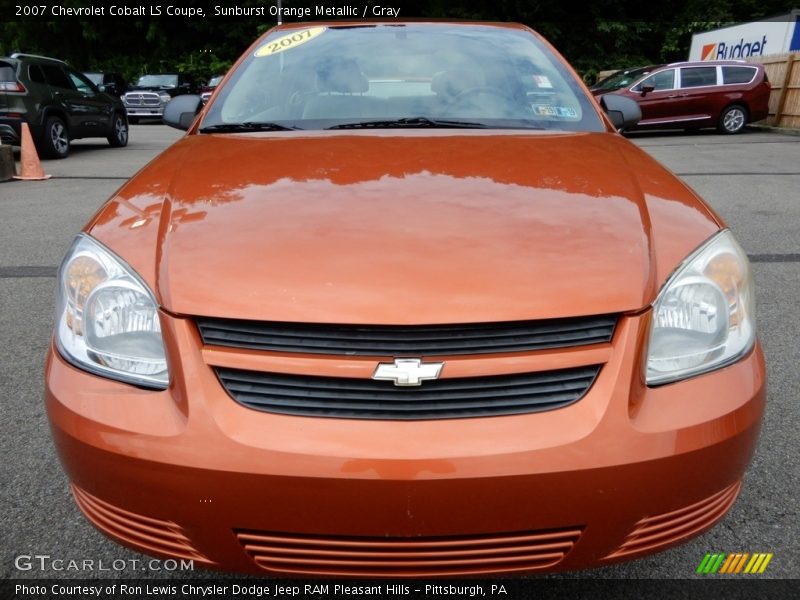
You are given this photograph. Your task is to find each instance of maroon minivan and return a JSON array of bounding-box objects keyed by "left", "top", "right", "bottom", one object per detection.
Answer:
[{"left": 593, "top": 60, "right": 770, "bottom": 134}]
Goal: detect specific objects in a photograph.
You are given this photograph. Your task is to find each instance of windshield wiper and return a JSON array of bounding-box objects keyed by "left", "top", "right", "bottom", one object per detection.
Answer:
[
  {"left": 199, "top": 122, "right": 300, "bottom": 133},
  {"left": 327, "top": 117, "right": 493, "bottom": 130}
]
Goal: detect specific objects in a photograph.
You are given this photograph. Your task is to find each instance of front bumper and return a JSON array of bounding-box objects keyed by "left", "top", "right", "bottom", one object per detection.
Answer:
[
  {"left": 124, "top": 106, "right": 165, "bottom": 117},
  {"left": 45, "top": 313, "right": 766, "bottom": 576}
]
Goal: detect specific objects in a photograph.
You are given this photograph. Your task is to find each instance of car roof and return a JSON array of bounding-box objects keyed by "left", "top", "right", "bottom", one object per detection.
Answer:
[
  {"left": 8, "top": 53, "right": 66, "bottom": 65},
  {"left": 665, "top": 60, "right": 755, "bottom": 67}
]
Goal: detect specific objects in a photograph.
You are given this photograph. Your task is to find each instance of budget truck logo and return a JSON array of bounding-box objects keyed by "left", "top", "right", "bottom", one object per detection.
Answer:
[
  {"left": 697, "top": 552, "right": 773, "bottom": 574},
  {"left": 701, "top": 36, "right": 768, "bottom": 60}
]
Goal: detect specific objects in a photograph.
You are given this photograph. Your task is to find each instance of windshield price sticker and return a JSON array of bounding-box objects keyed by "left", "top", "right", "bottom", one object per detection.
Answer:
[{"left": 255, "top": 27, "right": 327, "bottom": 58}]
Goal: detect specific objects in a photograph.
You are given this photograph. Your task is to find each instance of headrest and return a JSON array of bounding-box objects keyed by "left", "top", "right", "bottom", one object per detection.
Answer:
[{"left": 316, "top": 59, "right": 368, "bottom": 94}]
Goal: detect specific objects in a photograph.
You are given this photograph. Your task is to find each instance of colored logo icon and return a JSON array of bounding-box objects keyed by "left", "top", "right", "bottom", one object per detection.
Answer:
[
  {"left": 701, "top": 43, "right": 717, "bottom": 60},
  {"left": 697, "top": 552, "right": 773, "bottom": 574}
]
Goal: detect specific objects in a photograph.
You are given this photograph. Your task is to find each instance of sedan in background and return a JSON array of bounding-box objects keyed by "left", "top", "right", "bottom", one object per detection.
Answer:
[
  {"left": 200, "top": 75, "right": 224, "bottom": 104},
  {"left": 83, "top": 72, "right": 128, "bottom": 97},
  {"left": 590, "top": 65, "right": 661, "bottom": 95}
]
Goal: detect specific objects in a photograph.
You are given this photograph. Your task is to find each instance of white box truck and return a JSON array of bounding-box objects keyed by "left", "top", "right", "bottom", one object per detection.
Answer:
[{"left": 689, "top": 10, "right": 800, "bottom": 61}]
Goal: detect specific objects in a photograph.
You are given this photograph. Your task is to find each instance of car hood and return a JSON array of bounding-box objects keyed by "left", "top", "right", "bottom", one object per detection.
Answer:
[{"left": 88, "top": 130, "right": 721, "bottom": 324}]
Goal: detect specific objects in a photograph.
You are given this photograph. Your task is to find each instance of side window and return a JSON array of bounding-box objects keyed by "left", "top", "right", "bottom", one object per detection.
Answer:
[
  {"left": 67, "top": 70, "right": 96, "bottom": 94},
  {"left": 28, "top": 64, "right": 46, "bottom": 84},
  {"left": 680, "top": 67, "right": 717, "bottom": 88},
  {"left": 634, "top": 69, "right": 674, "bottom": 92},
  {"left": 40, "top": 64, "right": 75, "bottom": 90},
  {"left": 722, "top": 66, "right": 756, "bottom": 85}
]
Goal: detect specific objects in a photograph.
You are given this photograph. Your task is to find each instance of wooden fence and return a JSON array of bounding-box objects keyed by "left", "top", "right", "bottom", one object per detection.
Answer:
[{"left": 747, "top": 52, "right": 800, "bottom": 129}]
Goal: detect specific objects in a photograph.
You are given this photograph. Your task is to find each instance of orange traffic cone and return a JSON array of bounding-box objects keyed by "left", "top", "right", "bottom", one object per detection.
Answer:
[{"left": 14, "top": 122, "right": 51, "bottom": 181}]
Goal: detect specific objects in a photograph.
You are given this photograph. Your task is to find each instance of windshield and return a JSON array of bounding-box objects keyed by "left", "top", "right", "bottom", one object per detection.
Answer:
[
  {"left": 84, "top": 73, "right": 103, "bottom": 85},
  {"left": 593, "top": 67, "right": 657, "bottom": 91},
  {"left": 208, "top": 76, "right": 223, "bottom": 87},
  {"left": 201, "top": 24, "right": 604, "bottom": 132},
  {"left": 136, "top": 74, "right": 178, "bottom": 88}
]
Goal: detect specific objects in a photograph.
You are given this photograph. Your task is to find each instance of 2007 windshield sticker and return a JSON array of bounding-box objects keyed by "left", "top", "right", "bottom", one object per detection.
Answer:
[{"left": 255, "top": 27, "right": 327, "bottom": 57}]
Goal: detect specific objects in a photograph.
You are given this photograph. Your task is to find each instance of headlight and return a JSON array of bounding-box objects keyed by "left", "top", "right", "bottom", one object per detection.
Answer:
[
  {"left": 646, "top": 229, "right": 755, "bottom": 385},
  {"left": 55, "top": 234, "right": 168, "bottom": 388},
  {"left": 159, "top": 93, "right": 172, "bottom": 103}
]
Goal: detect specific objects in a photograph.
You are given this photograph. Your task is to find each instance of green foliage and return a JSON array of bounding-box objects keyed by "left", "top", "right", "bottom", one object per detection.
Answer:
[{"left": 0, "top": 0, "right": 795, "bottom": 83}]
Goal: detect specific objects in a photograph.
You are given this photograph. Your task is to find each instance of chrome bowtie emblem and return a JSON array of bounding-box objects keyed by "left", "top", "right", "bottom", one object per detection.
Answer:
[{"left": 372, "top": 359, "right": 444, "bottom": 386}]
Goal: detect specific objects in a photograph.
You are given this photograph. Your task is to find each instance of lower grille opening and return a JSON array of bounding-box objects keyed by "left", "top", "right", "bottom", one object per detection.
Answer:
[
  {"left": 72, "top": 485, "right": 209, "bottom": 563},
  {"left": 215, "top": 364, "right": 601, "bottom": 420},
  {"left": 605, "top": 481, "right": 742, "bottom": 559},
  {"left": 236, "top": 527, "right": 583, "bottom": 576}
]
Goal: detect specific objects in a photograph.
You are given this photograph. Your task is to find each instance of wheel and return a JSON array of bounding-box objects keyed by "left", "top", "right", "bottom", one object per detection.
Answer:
[
  {"left": 107, "top": 113, "right": 129, "bottom": 147},
  {"left": 39, "top": 116, "right": 70, "bottom": 159},
  {"left": 127, "top": 116, "right": 139, "bottom": 124},
  {"left": 718, "top": 105, "right": 748, "bottom": 134}
]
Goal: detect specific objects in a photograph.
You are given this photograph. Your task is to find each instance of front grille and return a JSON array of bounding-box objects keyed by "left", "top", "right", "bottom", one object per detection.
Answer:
[
  {"left": 196, "top": 314, "right": 617, "bottom": 356},
  {"left": 215, "top": 365, "right": 600, "bottom": 419},
  {"left": 124, "top": 92, "right": 161, "bottom": 107},
  {"left": 236, "top": 527, "right": 583, "bottom": 576}
]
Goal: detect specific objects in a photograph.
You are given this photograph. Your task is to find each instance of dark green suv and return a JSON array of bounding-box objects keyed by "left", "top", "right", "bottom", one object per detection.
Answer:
[{"left": 0, "top": 53, "right": 128, "bottom": 158}]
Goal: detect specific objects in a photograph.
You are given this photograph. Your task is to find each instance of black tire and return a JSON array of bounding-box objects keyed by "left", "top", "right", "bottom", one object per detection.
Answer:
[
  {"left": 107, "top": 113, "right": 129, "bottom": 147},
  {"left": 39, "top": 116, "right": 70, "bottom": 159},
  {"left": 718, "top": 105, "right": 748, "bottom": 134},
  {"left": 128, "top": 116, "right": 139, "bottom": 124}
]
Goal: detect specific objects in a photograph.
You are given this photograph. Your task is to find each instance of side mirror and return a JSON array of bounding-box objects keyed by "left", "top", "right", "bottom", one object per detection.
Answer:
[
  {"left": 599, "top": 94, "right": 641, "bottom": 131},
  {"left": 640, "top": 84, "right": 655, "bottom": 97},
  {"left": 163, "top": 95, "right": 202, "bottom": 130},
  {"left": 97, "top": 84, "right": 107, "bottom": 93}
]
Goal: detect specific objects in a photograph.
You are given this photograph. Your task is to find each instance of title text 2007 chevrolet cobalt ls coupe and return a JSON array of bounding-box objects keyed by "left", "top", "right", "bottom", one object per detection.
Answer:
[{"left": 46, "top": 22, "right": 765, "bottom": 576}]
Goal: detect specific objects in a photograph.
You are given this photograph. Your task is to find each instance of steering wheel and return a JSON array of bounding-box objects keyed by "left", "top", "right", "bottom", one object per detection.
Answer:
[{"left": 444, "top": 86, "right": 518, "bottom": 113}]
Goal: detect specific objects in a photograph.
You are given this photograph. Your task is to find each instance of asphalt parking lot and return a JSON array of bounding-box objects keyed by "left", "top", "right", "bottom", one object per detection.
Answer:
[{"left": 0, "top": 125, "right": 798, "bottom": 581}]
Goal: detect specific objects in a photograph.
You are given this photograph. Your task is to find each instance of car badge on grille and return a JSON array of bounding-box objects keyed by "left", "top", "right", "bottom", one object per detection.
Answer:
[{"left": 372, "top": 359, "right": 444, "bottom": 386}]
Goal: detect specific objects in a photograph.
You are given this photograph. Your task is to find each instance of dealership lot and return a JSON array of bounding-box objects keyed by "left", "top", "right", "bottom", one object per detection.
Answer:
[{"left": 0, "top": 126, "right": 797, "bottom": 579}]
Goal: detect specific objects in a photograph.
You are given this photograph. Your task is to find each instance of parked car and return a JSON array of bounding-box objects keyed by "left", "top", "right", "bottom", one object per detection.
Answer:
[
  {"left": 83, "top": 71, "right": 128, "bottom": 97},
  {"left": 593, "top": 60, "right": 770, "bottom": 134},
  {"left": 200, "top": 74, "right": 223, "bottom": 104},
  {"left": 122, "top": 73, "right": 195, "bottom": 123},
  {"left": 46, "top": 22, "right": 764, "bottom": 576},
  {"left": 0, "top": 53, "right": 128, "bottom": 158},
  {"left": 590, "top": 65, "right": 661, "bottom": 94}
]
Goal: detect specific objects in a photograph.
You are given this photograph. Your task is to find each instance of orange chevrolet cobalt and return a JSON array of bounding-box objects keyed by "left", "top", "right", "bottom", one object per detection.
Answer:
[{"left": 45, "top": 22, "right": 766, "bottom": 576}]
